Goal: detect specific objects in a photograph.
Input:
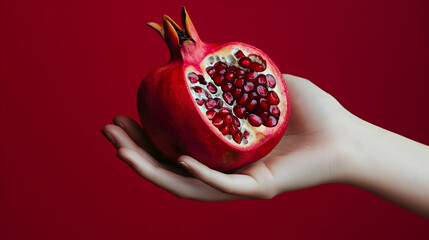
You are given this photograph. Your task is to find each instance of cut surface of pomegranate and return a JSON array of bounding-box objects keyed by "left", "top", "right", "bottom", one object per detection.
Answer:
[{"left": 138, "top": 7, "right": 290, "bottom": 171}]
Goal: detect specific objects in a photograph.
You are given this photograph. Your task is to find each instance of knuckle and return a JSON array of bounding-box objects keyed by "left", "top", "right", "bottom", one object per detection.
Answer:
[
  {"left": 174, "top": 193, "right": 187, "bottom": 199},
  {"left": 171, "top": 187, "right": 194, "bottom": 200},
  {"left": 174, "top": 191, "right": 194, "bottom": 200},
  {"left": 256, "top": 187, "right": 277, "bottom": 199},
  {"left": 220, "top": 184, "right": 239, "bottom": 196},
  {"left": 258, "top": 191, "right": 275, "bottom": 199}
]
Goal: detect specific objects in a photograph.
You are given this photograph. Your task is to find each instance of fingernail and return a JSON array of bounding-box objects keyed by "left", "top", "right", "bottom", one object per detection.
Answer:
[
  {"left": 178, "top": 161, "right": 190, "bottom": 170},
  {"left": 112, "top": 119, "right": 125, "bottom": 129},
  {"left": 101, "top": 130, "right": 115, "bottom": 143}
]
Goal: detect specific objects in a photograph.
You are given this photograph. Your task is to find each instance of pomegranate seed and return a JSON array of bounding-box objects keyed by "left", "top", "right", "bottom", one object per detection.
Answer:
[
  {"left": 238, "top": 93, "right": 249, "bottom": 106},
  {"left": 248, "top": 114, "right": 262, "bottom": 127},
  {"left": 194, "top": 87, "right": 208, "bottom": 97},
  {"left": 228, "top": 65, "right": 240, "bottom": 73},
  {"left": 214, "top": 98, "right": 223, "bottom": 108},
  {"left": 217, "top": 107, "right": 230, "bottom": 116},
  {"left": 220, "top": 125, "right": 230, "bottom": 135},
  {"left": 269, "top": 105, "right": 280, "bottom": 117},
  {"left": 259, "top": 98, "right": 269, "bottom": 111},
  {"left": 246, "top": 70, "right": 258, "bottom": 80},
  {"left": 234, "top": 50, "right": 245, "bottom": 59},
  {"left": 206, "top": 67, "right": 216, "bottom": 78},
  {"left": 234, "top": 77, "right": 245, "bottom": 88},
  {"left": 196, "top": 98, "right": 205, "bottom": 106},
  {"left": 237, "top": 69, "right": 246, "bottom": 76},
  {"left": 246, "top": 99, "right": 257, "bottom": 111},
  {"left": 213, "top": 75, "right": 224, "bottom": 86},
  {"left": 224, "top": 71, "right": 236, "bottom": 82},
  {"left": 249, "top": 91, "right": 258, "bottom": 100},
  {"left": 257, "top": 85, "right": 268, "bottom": 97},
  {"left": 207, "top": 83, "right": 217, "bottom": 94},
  {"left": 267, "top": 91, "right": 280, "bottom": 105},
  {"left": 212, "top": 112, "right": 220, "bottom": 120},
  {"left": 257, "top": 75, "right": 267, "bottom": 86},
  {"left": 232, "top": 88, "right": 243, "bottom": 99},
  {"left": 233, "top": 132, "right": 243, "bottom": 144},
  {"left": 266, "top": 74, "right": 276, "bottom": 88},
  {"left": 217, "top": 68, "right": 227, "bottom": 75},
  {"left": 198, "top": 75, "right": 207, "bottom": 85},
  {"left": 259, "top": 111, "right": 269, "bottom": 121},
  {"left": 222, "top": 92, "right": 234, "bottom": 105},
  {"left": 243, "top": 131, "right": 250, "bottom": 139},
  {"left": 238, "top": 57, "right": 251, "bottom": 68},
  {"left": 229, "top": 124, "right": 239, "bottom": 135},
  {"left": 212, "top": 117, "right": 224, "bottom": 128},
  {"left": 221, "top": 82, "right": 234, "bottom": 92},
  {"left": 264, "top": 116, "right": 278, "bottom": 127},
  {"left": 205, "top": 98, "right": 217, "bottom": 109},
  {"left": 249, "top": 62, "right": 265, "bottom": 72},
  {"left": 224, "top": 114, "right": 233, "bottom": 124},
  {"left": 206, "top": 110, "right": 216, "bottom": 120},
  {"left": 233, "top": 105, "right": 246, "bottom": 119},
  {"left": 233, "top": 116, "right": 240, "bottom": 126},
  {"left": 193, "top": 86, "right": 202, "bottom": 93},
  {"left": 243, "top": 112, "right": 249, "bottom": 119},
  {"left": 214, "top": 62, "right": 227, "bottom": 70},
  {"left": 243, "top": 81, "right": 254, "bottom": 92},
  {"left": 248, "top": 54, "right": 267, "bottom": 71},
  {"left": 188, "top": 73, "right": 199, "bottom": 84}
]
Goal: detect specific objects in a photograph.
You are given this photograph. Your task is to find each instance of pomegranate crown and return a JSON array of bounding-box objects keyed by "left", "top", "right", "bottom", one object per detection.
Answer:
[{"left": 147, "top": 7, "right": 202, "bottom": 58}]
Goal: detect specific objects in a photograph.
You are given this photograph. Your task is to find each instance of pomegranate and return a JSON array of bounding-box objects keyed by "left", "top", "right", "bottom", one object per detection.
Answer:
[{"left": 137, "top": 7, "right": 290, "bottom": 171}]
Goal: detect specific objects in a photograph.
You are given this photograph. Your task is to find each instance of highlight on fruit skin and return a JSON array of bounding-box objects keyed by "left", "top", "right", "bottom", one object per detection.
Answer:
[{"left": 137, "top": 7, "right": 290, "bottom": 171}]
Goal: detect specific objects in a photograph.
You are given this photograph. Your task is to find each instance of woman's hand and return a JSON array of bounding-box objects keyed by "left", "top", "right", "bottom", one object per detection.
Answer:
[
  {"left": 102, "top": 73, "right": 429, "bottom": 218},
  {"left": 101, "top": 74, "right": 356, "bottom": 201}
]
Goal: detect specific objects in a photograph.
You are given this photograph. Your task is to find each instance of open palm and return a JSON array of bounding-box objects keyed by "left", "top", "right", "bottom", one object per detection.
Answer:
[{"left": 102, "top": 74, "right": 352, "bottom": 201}]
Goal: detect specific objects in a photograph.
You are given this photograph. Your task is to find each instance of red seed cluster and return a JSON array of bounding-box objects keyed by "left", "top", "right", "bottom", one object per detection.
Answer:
[{"left": 187, "top": 49, "right": 281, "bottom": 144}]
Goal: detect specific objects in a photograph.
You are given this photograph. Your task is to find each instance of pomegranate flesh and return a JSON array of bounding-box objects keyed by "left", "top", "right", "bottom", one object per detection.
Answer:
[{"left": 138, "top": 7, "right": 290, "bottom": 171}]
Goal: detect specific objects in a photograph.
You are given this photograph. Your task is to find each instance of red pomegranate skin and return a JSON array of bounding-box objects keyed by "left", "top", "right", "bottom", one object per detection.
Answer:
[{"left": 137, "top": 8, "right": 290, "bottom": 171}]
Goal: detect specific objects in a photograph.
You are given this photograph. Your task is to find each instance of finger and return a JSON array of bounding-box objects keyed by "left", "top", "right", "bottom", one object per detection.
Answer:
[
  {"left": 117, "top": 148, "right": 242, "bottom": 201},
  {"left": 112, "top": 115, "right": 161, "bottom": 159},
  {"left": 103, "top": 122, "right": 190, "bottom": 176},
  {"left": 103, "top": 124, "right": 139, "bottom": 150},
  {"left": 178, "top": 156, "right": 275, "bottom": 199},
  {"left": 103, "top": 124, "right": 163, "bottom": 167}
]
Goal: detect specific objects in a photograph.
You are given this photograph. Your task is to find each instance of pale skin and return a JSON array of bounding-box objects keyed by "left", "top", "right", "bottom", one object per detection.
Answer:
[{"left": 102, "top": 74, "right": 429, "bottom": 218}]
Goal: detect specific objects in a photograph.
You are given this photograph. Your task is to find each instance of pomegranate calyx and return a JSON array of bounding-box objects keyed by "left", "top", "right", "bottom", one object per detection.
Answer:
[
  {"left": 147, "top": 7, "right": 203, "bottom": 60},
  {"left": 161, "top": 16, "right": 182, "bottom": 59},
  {"left": 146, "top": 22, "right": 165, "bottom": 40},
  {"left": 181, "top": 6, "right": 201, "bottom": 44}
]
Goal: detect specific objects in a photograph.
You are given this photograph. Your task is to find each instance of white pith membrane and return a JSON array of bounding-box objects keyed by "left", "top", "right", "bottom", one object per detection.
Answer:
[{"left": 186, "top": 47, "right": 282, "bottom": 146}]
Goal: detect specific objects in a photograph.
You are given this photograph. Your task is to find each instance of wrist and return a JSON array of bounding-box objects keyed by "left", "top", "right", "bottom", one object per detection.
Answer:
[
  {"left": 337, "top": 113, "right": 394, "bottom": 187},
  {"left": 329, "top": 112, "right": 373, "bottom": 185}
]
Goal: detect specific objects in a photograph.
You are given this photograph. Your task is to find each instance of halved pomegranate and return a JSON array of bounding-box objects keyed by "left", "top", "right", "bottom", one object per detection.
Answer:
[{"left": 138, "top": 7, "right": 290, "bottom": 171}]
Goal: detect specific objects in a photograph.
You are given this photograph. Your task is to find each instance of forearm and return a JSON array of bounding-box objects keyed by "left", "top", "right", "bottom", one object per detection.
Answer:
[{"left": 345, "top": 116, "right": 429, "bottom": 218}]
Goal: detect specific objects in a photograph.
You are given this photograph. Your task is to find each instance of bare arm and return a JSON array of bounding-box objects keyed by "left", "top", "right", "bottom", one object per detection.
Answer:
[{"left": 345, "top": 117, "right": 429, "bottom": 218}]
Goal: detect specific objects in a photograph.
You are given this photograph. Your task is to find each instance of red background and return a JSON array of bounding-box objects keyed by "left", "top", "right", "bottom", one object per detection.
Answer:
[{"left": 1, "top": 0, "right": 429, "bottom": 239}]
